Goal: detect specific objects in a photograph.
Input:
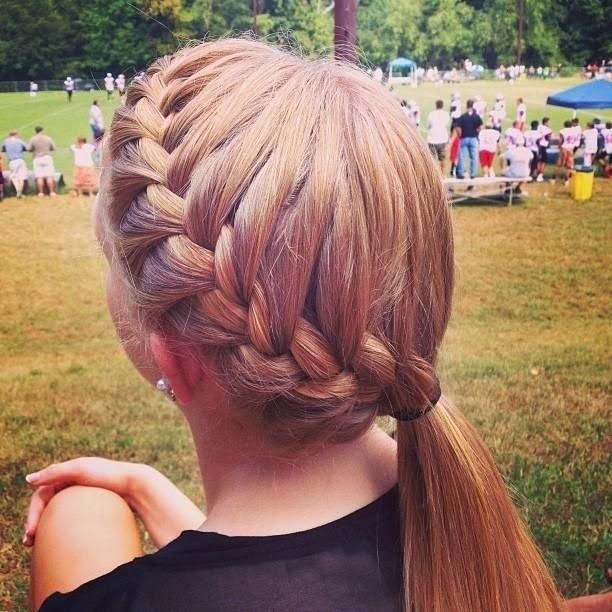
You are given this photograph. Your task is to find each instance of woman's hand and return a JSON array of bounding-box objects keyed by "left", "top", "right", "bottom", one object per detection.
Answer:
[
  {"left": 25, "top": 458, "right": 205, "bottom": 548},
  {"left": 24, "top": 458, "right": 145, "bottom": 546}
]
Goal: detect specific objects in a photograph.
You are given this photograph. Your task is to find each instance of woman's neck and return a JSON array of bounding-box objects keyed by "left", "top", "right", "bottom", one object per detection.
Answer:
[{"left": 184, "top": 392, "right": 397, "bottom": 536}]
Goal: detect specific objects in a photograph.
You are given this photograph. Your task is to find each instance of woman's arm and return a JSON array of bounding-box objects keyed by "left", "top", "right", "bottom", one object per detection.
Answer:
[{"left": 25, "top": 458, "right": 205, "bottom": 549}]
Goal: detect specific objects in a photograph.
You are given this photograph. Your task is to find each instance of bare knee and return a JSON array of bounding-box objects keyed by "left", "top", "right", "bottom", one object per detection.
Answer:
[{"left": 41, "top": 485, "right": 132, "bottom": 528}]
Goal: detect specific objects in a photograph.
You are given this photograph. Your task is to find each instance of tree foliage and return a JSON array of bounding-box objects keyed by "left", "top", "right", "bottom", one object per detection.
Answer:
[{"left": 0, "top": 0, "right": 608, "bottom": 79}]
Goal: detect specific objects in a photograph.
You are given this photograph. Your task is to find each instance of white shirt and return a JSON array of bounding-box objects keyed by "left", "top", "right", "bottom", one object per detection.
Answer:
[
  {"left": 560, "top": 126, "right": 581, "bottom": 150},
  {"left": 450, "top": 100, "right": 461, "bottom": 119},
  {"left": 494, "top": 100, "right": 506, "bottom": 119},
  {"left": 64, "top": 79, "right": 74, "bottom": 91},
  {"left": 71, "top": 143, "right": 96, "bottom": 167},
  {"left": 410, "top": 105, "right": 421, "bottom": 126},
  {"left": 523, "top": 129, "right": 540, "bottom": 152},
  {"left": 502, "top": 146, "right": 533, "bottom": 178},
  {"left": 538, "top": 124, "right": 552, "bottom": 147},
  {"left": 603, "top": 128, "right": 612, "bottom": 154},
  {"left": 478, "top": 128, "right": 500, "bottom": 152},
  {"left": 504, "top": 127, "right": 524, "bottom": 148},
  {"left": 516, "top": 103, "right": 527, "bottom": 122},
  {"left": 474, "top": 100, "right": 486, "bottom": 116},
  {"left": 426, "top": 109, "right": 450, "bottom": 144},
  {"left": 116, "top": 76, "right": 125, "bottom": 89},
  {"left": 89, "top": 105, "right": 104, "bottom": 129},
  {"left": 104, "top": 76, "right": 114, "bottom": 91},
  {"left": 582, "top": 128, "right": 598, "bottom": 153}
]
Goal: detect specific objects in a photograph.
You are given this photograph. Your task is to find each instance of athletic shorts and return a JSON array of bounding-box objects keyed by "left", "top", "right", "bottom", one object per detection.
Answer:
[
  {"left": 428, "top": 143, "right": 447, "bottom": 161},
  {"left": 538, "top": 145, "right": 548, "bottom": 164},
  {"left": 33, "top": 155, "right": 55, "bottom": 179},
  {"left": 479, "top": 150, "right": 495, "bottom": 167},
  {"left": 9, "top": 158, "right": 28, "bottom": 181}
]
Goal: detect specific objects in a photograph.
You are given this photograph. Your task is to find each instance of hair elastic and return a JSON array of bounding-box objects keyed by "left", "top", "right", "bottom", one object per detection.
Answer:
[{"left": 390, "top": 378, "right": 442, "bottom": 422}]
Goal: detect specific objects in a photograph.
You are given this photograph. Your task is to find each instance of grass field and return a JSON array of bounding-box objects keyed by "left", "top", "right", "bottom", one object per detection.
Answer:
[{"left": 0, "top": 79, "right": 611, "bottom": 609}]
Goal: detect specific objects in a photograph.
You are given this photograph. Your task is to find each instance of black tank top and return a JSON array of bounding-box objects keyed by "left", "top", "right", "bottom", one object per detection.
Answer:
[{"left": 40, "top": 487, "right": 403, "bottom": 611}]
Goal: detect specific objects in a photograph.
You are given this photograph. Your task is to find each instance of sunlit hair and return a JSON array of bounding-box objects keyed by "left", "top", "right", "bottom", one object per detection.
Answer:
[{"left": 100, "top": 39, "right": 561, "bottom": 611}]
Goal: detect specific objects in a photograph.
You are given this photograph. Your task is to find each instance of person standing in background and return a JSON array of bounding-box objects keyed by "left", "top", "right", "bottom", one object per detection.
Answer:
[
  {"left": 64, "top": 77, "right": 75, "bottom": 103},
  {"left": 456, "top": 99, "right": 483, "bottom": 180},
  {"left": 599, "top": 121, "right": 612, "bottom": 177},
  {"left": 27, "top": 126, "right": 56, "bottom": 197},
  {"left": 104, "top": 73, "right": 114, "bottom": 101},
  {"left": 450, "top": 92, "right": 461, "bottom": 129},
  {"left": 523, "top": 120, "right": 541, "bottom": 179},
  {"left": 115, "top": 74, "right": 126, "bottom": 97},
  {"left": 426, "top": 100, "right": 450, "bottom": 172},
  {"left": 2, "top": 129, "right": 29, "bottom": 198},
  {"left": 70, "top": 137, "right": 97, "bottom": 197},
  {"left": 536, "top": 117, "right": 552, "bottom": 182},
  {"left": 504, "top": 120, "right": 525, "bottom": 149},
  {"left": 581, "top": 122, "right": 598, "bottom": 167},
  {"left": 89, "top": 100, "right": 104, "bottom": 141},
  {"left": 516, "top": 97, "right": 527, "bottom": 130},
  {"left": 478, "top": 121, "right": 501, "bottom": 177}
]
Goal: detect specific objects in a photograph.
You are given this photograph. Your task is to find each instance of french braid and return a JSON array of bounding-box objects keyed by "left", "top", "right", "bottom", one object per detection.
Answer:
[{"left": 102, "top": 39, "right": 453, "bottom": 447}]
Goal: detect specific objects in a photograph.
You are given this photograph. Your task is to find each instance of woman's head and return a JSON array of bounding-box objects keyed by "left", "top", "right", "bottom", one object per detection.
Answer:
[{"left": 98, "top": 39, "right": 453, "bottom": 448}]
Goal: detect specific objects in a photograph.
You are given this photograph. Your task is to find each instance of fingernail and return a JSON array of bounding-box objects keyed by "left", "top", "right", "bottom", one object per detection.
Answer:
[
  {"left": 22, "top": 534, "right": 28, "bottom": 545},
  {"left": 25, "top": 472, "right": 39, "bottom": 483}
]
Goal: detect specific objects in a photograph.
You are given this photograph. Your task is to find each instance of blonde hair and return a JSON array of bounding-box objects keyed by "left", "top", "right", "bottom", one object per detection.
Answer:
[{"left": 101, "top": 39, "right": 561, "bottom": 611}]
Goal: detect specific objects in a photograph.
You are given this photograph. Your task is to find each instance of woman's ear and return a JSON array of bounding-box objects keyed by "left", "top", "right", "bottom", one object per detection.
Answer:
[{"left": 149, "top": 332, "right": 203, "bottom": 405}]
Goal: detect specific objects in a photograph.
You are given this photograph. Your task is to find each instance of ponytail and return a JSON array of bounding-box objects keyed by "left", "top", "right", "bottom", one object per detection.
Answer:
[{"left": 397, "top": 399, "right": 562, "bottom": 612}]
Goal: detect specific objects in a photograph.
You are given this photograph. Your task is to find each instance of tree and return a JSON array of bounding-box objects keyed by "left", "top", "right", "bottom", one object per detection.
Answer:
[
  {"left": 415, "top": 0, "right": 477, "bottom": 67},
  {"left": 358, "top": 0, "right": 422, "bottom": 67}
]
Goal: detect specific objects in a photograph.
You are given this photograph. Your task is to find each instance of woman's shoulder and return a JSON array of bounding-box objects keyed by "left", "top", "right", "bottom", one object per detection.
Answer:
[{"left": 39, "top": 487, "right": 402, "bottom": 611}]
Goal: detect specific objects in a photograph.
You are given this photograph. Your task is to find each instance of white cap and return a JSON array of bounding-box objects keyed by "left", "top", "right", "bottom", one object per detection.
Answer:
[
  {"left": 119, "top": 73, "right": 124, "bottom": 78},
  {"left": 496, "top": 93, "right": 503, "bottom": 100},
  {"left": 107, "top": 73, "right": 112, "bottom": 77}
]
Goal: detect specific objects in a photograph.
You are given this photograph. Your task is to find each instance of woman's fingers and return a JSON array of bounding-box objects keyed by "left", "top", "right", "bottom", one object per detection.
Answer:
[
  {"left": 24, "top": 485, "right": 62, "bottom": 546},
  {"left": 26, "top": 458, "right": 85, "bottom": 487}
]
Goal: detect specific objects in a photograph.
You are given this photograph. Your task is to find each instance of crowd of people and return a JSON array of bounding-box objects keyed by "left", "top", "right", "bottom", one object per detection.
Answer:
[
  {"left": 3, "top": 78, "right": 612, "bottom": 201},
  {"left": 408, "top": 93, "right": 612, "bottom": 189}
]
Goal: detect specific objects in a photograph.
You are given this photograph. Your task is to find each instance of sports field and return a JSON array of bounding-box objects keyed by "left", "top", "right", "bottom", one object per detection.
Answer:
[
  {"left": 1, "top": 77, "right": 611, "bottom": 186},
  {"left": 0, "top": 79, "right": 611, "bottom": 608}
]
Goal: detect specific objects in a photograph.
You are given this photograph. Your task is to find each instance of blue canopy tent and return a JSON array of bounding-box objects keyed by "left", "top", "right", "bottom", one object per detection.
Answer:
[
  {"left": 388, "top": 57, "right": 417, "bottom": 86},
  {"left": 546, "top": 79, "right": 612, "bottom": 112}
]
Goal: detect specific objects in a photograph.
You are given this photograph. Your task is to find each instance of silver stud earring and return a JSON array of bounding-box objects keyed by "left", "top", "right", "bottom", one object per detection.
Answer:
[{"left": 156, "top": 378, "right": 176, "bottom": 402}]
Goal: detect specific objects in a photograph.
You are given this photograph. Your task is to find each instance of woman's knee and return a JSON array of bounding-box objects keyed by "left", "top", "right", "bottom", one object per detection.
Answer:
[
  {"left": 31, "top": 486, "right": 142, "bottom": 610},
  {"left": 40, "top": 485, "right": 134, "bottom": 531}
]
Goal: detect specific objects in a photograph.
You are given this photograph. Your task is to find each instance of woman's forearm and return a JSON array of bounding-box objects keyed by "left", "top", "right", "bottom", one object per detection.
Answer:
[{"left": 125, "top": 464, "right": 205, "bottom": 548}]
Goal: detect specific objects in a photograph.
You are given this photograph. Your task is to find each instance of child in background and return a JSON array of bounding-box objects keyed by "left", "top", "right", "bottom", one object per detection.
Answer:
[
  {"left": 553, "top": 120, "right": 579, "bottom": 185},
  {"left": 581, "top": 122, "right": 598, "bottom": 168},
  {"left": 523, "top": 120, "right": 541, "bottom": 179},
  {"left": 599, "top": 121, "right": 612, "bottom": 178},
  {"left": 504, "top": 120, "right": 524, "bottom": 149},
  {"left": 70, "top": 137, "right": 97, "bottom": 196},
  {"left": 536, "top": 117, "right": 553, "bottom": 182},
  {"left": 478, "top": 121, "right": 500, "bottom": 177},
  {"left": 449, "top": 125, "right": 460, "bottom": 177}
]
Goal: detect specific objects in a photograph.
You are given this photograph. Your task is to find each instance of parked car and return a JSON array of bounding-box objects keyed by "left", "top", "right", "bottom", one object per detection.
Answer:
[{"left": 73, "top": 78, "right": 96, "bottom": 91}]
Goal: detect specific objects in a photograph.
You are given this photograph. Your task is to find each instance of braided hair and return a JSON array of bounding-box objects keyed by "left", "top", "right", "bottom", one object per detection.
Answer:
[{"left": 101, "top": 40, "right": 451, "bottom": 448}]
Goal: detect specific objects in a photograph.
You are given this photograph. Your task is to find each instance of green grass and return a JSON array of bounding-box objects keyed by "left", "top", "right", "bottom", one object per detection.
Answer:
[{"left": 0, "top": 83, "right": 611, "bottom": 608}]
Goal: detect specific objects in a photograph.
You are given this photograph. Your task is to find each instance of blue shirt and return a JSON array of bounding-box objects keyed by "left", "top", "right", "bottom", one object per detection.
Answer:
[{"left": 2, "top": 137, "right": 27, "bottom": 161}]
